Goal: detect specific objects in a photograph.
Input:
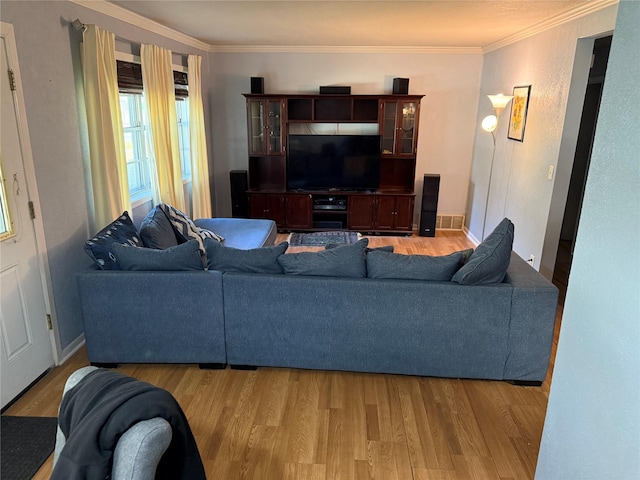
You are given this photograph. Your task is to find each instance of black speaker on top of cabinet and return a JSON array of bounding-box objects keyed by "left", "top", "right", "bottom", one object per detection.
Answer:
[
  {"left": 393, "top": 78, "right": 409, "bottom": 95},
  {"left": 419, "top": 174, "right": 440, "bottom": 237},
  {"left": 250, "top": 77, "right": 264, "bottom": 94},
  {"left": 230, "top": 170, "right": 248, "bottom": 218}
]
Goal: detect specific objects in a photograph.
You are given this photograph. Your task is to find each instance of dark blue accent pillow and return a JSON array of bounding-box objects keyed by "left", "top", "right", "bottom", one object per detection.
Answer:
[
  {"left": 205, "top": 240, "right": 289, "bottom": 273},
  {"left": 112, "top": 240, "right": 204, "bottom": 271},
  {"left": 83, "top": 212, "right": 142, "bottom": 270},
  {"left": 278, "top": 238, "right": 369, "bottom": 278},
  {"left": 366, "top": 250, "right": 464, "bottom": 281},
  {"left": 139, "top": 205, "right": 179, "bottom": 249},
  {"left": 452, "top": 218, "right": 514, "bottom": 285}
]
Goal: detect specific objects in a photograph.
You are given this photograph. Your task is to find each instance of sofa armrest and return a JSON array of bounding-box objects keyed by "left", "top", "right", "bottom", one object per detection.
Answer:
[
  {"left": 502, "top": 253, "right": 560, "bottom": 381},
  {"left": 77, "top": 270, "right": 226, "bottom": 364}
]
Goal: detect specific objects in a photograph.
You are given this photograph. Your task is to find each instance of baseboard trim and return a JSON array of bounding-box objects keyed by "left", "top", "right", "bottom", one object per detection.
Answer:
[{"left": 58, "top": 334, "right": 85, "bottom": 366}]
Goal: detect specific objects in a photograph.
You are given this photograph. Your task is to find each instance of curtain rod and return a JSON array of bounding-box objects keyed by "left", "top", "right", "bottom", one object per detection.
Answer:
[{"left": 72, "top": 18, "right": 193, "bottom": 59}]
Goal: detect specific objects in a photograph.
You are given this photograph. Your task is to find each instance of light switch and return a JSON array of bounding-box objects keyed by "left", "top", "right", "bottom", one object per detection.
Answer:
[{"left": 548, "top": 165, "right": 555, "bottom": 181}]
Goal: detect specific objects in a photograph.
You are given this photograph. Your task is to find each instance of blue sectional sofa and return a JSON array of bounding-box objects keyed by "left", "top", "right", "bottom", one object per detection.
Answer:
[
  {"left": 78, "top": 215, "right": 559, "bottom": 383},
  {"left": 79, "top": 210, "right": 277, "bottom": 367}
]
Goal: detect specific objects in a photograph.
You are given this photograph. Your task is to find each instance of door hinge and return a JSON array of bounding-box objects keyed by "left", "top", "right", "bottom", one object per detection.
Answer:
[
  {"left": 46, "top": 314, "right": 52, "bottom": 330},
  {"left": 8, "top": 69, "right": 16, "bottom": 91},
  {"left": 28, "top": 200, "right": 35, "bottom": 220}
]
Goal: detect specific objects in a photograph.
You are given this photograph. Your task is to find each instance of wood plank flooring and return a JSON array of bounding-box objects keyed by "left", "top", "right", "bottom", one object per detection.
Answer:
[{"left": 5, "top": 231, "right": 561, "bottom": 480}]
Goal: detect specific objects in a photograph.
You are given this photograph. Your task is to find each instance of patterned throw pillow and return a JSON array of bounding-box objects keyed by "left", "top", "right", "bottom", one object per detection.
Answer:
[
  {"left": 158, "top": 204, "right": 223, "bottom": 254},
  {"left": 83, "top": 211, "right": 142, "bottom": 270}
]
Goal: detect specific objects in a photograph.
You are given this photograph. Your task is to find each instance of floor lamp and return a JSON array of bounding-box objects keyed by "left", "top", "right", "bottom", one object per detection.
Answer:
[{"left": 481, "top": 93, "right": 513, "bottom": 240}]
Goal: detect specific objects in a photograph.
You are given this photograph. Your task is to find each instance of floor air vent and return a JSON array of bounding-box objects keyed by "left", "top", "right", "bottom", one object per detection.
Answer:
[{"left": 436, "top": 214, "right": 465, "bottom": 230}]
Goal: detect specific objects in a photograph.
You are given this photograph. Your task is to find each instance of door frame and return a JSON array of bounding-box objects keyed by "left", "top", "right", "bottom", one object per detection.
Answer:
[{"left": 1, "top": 21, "right": 60, "bottom": 364}]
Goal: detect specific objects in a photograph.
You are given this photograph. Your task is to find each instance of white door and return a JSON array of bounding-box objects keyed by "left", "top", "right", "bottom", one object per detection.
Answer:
[{"left": 0, "top": 23, "right": 54, "bottom": 409}]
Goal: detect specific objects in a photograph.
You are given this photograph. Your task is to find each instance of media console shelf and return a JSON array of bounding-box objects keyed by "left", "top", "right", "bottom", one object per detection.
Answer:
[{"left": 243, "top": 93, "right": 423, "bottom": 234}]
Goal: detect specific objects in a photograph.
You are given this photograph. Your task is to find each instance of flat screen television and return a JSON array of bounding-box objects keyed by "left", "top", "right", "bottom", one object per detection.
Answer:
[{"left": 287, "top": 134, "right": 381, "bottom": 191}]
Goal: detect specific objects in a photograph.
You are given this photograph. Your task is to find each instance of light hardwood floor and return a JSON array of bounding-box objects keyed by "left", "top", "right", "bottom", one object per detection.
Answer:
[{"left": 6, "top": 231, "right": 561, "bottom": 480}]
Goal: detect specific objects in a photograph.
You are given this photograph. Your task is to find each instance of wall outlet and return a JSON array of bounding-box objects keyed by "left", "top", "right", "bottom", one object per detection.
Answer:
[{"left": 527, "top": 254, "right": 535, "bottom": 266}]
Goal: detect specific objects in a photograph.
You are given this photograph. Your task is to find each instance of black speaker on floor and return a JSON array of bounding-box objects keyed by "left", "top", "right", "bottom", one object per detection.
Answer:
[
  {"left": 250, "top": 77, "right": 264, "bottom": 94},
  {"left": 230, "top": 170, "right": 248, "bottom": 218},
  {"left": 419, "top": 174, "right": 440, "bottom": 237}
]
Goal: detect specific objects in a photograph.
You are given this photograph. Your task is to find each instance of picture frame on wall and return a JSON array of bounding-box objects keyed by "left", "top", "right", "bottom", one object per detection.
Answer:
[{"left": 508, "top": 85, "right": 531, "bottom": 141}]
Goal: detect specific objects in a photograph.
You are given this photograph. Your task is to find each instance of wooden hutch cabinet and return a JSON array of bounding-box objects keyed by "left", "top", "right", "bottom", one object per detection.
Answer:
[{"left": 243, "top": 93, "right": 423, "bottom": 234}]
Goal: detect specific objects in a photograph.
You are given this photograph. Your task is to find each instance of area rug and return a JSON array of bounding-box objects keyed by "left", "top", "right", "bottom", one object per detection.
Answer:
[
  {"left": 288, "top": 231, "right": 361, "bottom": 247},
  {"left": 1, "top": 415, "right": 58, "bottom": 480}
]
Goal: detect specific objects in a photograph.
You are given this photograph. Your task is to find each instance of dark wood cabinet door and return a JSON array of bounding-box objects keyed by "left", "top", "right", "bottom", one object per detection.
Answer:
[
  {"left": 348, "top": 195, "right": 375, "bottom": 230},
  {"left": 286, "top": 193, "right": 312, "bottom": 229},
  {"left": 375, "top": 195, "right": 396, "bottom": 230},
  {"left": 393, "top": 196, "right": 415, "bottom": 231},
  {"left": 248, "top": 193, "right": 286, "bottom": 228}
]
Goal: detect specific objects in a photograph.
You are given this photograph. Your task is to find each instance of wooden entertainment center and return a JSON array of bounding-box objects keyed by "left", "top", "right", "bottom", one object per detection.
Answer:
[{"left": 243, "top": 93, "right": 423, "bottom": 233}]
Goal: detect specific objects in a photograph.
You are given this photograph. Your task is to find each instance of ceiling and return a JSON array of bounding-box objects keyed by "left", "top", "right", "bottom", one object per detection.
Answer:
[{"left": 107, "top": 0, "right": 612, "bottom": 52}]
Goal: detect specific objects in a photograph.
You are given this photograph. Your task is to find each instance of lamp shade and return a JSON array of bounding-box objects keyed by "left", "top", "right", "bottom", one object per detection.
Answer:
[
  {"left": 487, "top": 94, "right": 514, "bottom": 110},
  {"left": 482, "top": 115, "right": 498, "bottom": 132}
]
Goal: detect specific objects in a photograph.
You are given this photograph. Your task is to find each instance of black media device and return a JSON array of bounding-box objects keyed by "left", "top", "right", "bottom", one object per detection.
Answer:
[{"left": 287, "top": 135, "right": 381, "bottom": 191}]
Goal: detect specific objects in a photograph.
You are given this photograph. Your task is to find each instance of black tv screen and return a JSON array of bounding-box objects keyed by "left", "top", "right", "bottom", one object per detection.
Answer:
[{"left": 287, "top": 135, "right": 381, "bottom": 191}]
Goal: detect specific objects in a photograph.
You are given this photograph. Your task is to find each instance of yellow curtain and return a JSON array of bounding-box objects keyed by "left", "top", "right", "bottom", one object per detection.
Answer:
[
  {"left": 140, "top": 44, "right": 185, "bottom": 211},
  {"left": 187, "top": 54, "right": 212, "bottom": 218},
  {"left": 82, "top": 25, "right": 130, "bottom": 231}
]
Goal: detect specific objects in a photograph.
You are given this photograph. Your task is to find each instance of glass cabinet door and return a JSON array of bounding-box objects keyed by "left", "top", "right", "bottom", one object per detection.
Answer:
[
  {"left": 248, "top": 100, "right": 265, "bottom": 155},
  {"left": 400, "top": 101, "right": 417, "bottom": 154},
  {"left": 267, "top": 100, "right": 282, "bottom": 154},
  {"left": 381, "top": 101, "right": 398, "bottom": 155}
]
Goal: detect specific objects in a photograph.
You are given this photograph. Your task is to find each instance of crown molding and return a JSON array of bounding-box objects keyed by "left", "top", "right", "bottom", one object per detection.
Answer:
[
  {"left": 209, "top": 45, "right": 482, "bottom": 54},
  {"left": 69, "top": 0, "right": 211, "bottom": 51},
  {"left": 71, "top": 0, "right": 617, "bottom": 56},
  {"left": 483, "top": 0, "right": 619, "bottom": 53}
]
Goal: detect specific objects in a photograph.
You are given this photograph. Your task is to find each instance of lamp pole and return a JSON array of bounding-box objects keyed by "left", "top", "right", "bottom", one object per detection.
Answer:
[{"left": 480, "top": 94, "right": 513, "bottom": 240}]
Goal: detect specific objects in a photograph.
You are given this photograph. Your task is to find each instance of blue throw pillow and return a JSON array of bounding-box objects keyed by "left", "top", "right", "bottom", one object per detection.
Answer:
[
  {"left": 112, "top": 240, "right": 204, "bottom": 271},
  {"left": 452, "top": 218, "right": 514, "bottom": 285},
  {"left": 278, "top": 238, "right": 369, "bottom": 278},
  {"left": 139, "top": 205, "right": 179, "bottom": 249},
  {"left": 366, "top": 250, "right": 464, "bottom": 281},
  {"left": 205, "top": 240, "right": 289, "bottom": 273},
  {"left": 83, "top": 212, "right": 142, "bottom": 270}
]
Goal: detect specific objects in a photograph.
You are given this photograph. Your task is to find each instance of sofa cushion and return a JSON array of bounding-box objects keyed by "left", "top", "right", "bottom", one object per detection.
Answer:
[
  {"left": 325, "top": 243, "right": 394, "bottom": 254},
  {"left": 159, "top": 204, "right": 223, "bottom": 253},
  {"left": 83, "top": 212, "right": 142, "bottom": 270},
  {"left": 139, "top": 205, "right": 179, "bottom": 249},
  {"left": 278, "top": 238, "right": 369, "bottom": 278},
  {"left": 452, "top": 218, "right": 514, "bottom": 285},
  {"left": 366, "top": 250, "right": 464, "bottom": 281},
  {"left": 205, "top": 240, "right": 288, "bottom": 273},
  {"left": 194, "top": 218, "right": 277, "bottom": 249},
  {"left": 112, "top": 240, "right": 204, "bottom": 271}
]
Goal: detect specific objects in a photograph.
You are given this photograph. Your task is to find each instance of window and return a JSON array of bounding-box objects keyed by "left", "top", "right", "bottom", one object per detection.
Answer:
[
  {"left": 116, "top": 60, "right": 190, "bottom": 202},
  {"left": 175, "top": 98, "right": 191, "bottom": 181},
  {"left": 120, "top": 93, "right": 152, "bottom": 201},
  {"left": 0, "top": 160, "right": 13, "bottom": 239}
]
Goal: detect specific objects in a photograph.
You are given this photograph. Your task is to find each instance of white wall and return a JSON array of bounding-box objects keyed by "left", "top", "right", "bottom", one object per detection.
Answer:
[
  {"left": 208, "top": 51, "right": 483, "bottom": 220},
  {"left": 536, "top": 1, "right": 640, "bottom": 477},
  {"left": 466, "top": 5, "right": 618, "bottom": 270}
]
